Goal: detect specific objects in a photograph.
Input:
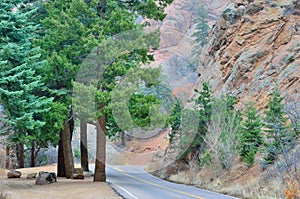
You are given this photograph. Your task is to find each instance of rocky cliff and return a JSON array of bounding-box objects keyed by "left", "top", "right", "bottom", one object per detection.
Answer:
[
  {"left": 196, "top": 0, "right": 300, "bottom": 108},
  {"left": 145, "top": 0, "right": 230, "bottom": 103}
]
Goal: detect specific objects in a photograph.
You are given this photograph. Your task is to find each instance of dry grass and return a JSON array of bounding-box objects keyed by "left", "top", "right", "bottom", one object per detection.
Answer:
[
  {"left": 161, "top": 157, "right": 292, "bottom": 199},
  {"left": 169, "top": 171, "right": 191, "bottom": 184}
]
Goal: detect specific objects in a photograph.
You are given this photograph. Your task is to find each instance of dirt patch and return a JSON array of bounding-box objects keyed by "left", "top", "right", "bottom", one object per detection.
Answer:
[{"left": 0, "top": 164, "right": 121, "bottom": 199}]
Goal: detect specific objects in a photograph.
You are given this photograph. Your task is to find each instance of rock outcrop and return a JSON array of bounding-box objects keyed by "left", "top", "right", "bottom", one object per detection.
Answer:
[
  {"left": 196, "top": 0, "right": 300, "bottom": 108},
  {"left": 145, "top": 0, "right": 230, "bottom": 103}
]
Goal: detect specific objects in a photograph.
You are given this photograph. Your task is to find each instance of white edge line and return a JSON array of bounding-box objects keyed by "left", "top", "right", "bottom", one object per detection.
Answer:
[{"left": 108, "top": 179, "right": 139, "bottom": 199}]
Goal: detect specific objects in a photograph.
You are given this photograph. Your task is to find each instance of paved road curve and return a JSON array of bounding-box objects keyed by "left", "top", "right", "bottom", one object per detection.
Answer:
[{"left": 104, "top": 166, "right": 239, "bottom": 199}]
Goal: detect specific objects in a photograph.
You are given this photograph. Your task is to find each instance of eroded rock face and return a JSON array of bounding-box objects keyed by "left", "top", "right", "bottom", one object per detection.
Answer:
[{"left": 196, "top": 0, "right": 300, "bottom": 109}]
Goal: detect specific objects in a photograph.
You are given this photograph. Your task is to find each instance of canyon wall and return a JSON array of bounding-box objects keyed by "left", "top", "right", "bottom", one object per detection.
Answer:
[
  {"left": 196, "top": 0, "right": 300, "bottom": 108},
  {"left": 146, "top": 0, "right": 230, "bottom": 103}
]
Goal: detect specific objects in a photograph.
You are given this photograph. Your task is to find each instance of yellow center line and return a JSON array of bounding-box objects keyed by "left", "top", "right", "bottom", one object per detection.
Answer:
[{"left": 114, "top": 166, "right": 206, "bottom": 199}]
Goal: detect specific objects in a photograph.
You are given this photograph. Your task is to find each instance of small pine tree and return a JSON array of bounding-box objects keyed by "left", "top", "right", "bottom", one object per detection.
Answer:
[
  {"left": 193, "top": 82, "right": 213, "bottom": 150},
  {"left": 167, "top": 101, "right": 183, "bottom": 143},
  {"left": 179, "top": 82, "right": 212, "bottom": 159},
  {"left": 239, "top": 103, "right": 263, "bottom": 167},
  {"left": 263, "top": 87, "right": 295, "bottom": 164}
]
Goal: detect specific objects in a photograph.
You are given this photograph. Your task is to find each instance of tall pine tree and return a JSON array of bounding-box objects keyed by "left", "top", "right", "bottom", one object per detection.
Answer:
[
  {"left": 0, "top": 0, "right": 53, "bottom": 168},
  {"left": 37, "top": 0, "right": 173, "bottom": 181}
]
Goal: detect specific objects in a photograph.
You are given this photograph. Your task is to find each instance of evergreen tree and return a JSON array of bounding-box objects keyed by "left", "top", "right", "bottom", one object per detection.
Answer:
[
  {"left": 176, "top": 82, "right": 213, "bottom": 161},
  {"left": 193, "top": 82, "right": 213, "bottom": 153},
  {"left": 36, "top": 0, "right": 138, "bottom": 178},
  {"left": 167, "top": 100, "right": 183, "bottom": 143},
  {"left": 0, "top": 0, "right": 54, "bottom": 167},
  {"left": 239, "top": 103, "right": 263, "bottom": 167},
  {"left": 263, "top": 87, "right": 295, "bottom": 164},
  {"left": 37, "top": 0, "right": 173, "bottom": 181}
]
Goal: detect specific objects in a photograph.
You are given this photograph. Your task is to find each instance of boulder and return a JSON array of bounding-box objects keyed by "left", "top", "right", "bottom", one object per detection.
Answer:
[
  {"left": 35, "top": 172, "right": 57, "bottom": 185},
  {"left": 27, "top": 173, "right": 37, "bottom": 179},
  {"left": 7, "top": 170, "right": 22, "bottom": 178}
]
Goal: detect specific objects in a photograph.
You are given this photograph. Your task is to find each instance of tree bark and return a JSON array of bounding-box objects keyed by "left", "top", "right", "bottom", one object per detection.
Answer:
[
  {"left": 94, "top": 115, "right": 106, "bottom": 182},
  {"left": 57, "top": 106, "right": 74, "bottom": 178},
  {"left": 62, "top": 121, "right": 74, "bottom": 179},
  {"left": 57, "top": 130, "right": 66, "bottom": 177},
  {"left": 5, "top": 145, "right": 9, "bottom": 169},
  {"left": 121, "top": 131, "right": 126, "bottom": 148},
  {"left": 17, "top": 143, "right": 24, "bottom": 168},
  {"left": 80, "top": 118, "right": 89, "bottom": 171},
  {"left": 30, "top": 142, "right": 35, "bottom": 167}
]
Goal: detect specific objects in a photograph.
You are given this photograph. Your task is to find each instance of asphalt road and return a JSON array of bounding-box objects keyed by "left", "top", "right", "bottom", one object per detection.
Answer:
[{"left": 103, "top": 165, "right": 240, "bottom": 199}]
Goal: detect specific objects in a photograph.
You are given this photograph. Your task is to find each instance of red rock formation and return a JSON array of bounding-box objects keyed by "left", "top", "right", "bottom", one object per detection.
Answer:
[{"left": 196, "top": 0, "right": 300, "bottom": 109}]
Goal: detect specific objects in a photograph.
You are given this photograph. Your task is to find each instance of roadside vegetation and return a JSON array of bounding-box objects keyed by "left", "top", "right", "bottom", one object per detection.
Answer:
[{"left": 164, "top": 82, "right": 300, "bottom": 198}]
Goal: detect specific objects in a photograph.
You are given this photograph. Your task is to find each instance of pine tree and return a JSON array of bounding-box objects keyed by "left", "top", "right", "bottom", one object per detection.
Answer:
[
  {"left": 0, "top": 0, "right": 54, "bottom": 167},
  {"left": 176, "top": 82, "right": 213, "bottom": 161},
  {"left": 263, "top": 87, "right": 295, "bottom": 164},
  {"left": 167, "top": 101, "right": 183, "bottom": 143},
  {"left": 193, "top": 82, "right": 213, "bottom": 152},
  {"left": 239, "top": 103, "right": 263, "bottom": 167}
]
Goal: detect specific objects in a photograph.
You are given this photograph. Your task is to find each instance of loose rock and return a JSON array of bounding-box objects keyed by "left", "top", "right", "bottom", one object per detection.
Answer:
[
  {"left": 7, "top": 170, "right": 22, "bottom": 178},
  {"left": 27, "top": 173, "right": 37, "bottom": 179},
  {"left": 35, "top": 171, "right": 57, "bottom": 185}
]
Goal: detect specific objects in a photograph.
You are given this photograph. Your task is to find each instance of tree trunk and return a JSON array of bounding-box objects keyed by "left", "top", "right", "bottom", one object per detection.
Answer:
[
  {"left": 5, "top": 146, "right": 9, "bottom": 169},
  {"left": 121, "top": 131, "right": 126, "bottom": 148},
  {"left": 80, "top": 118, "right": 89, "bottom": 171},
  {"left": 62, "top": 121, "right": 74, "bottom": 179},
  {"left": 18, "top": 143, "right": 24, "bottom": 168},
  {"left": 57, "top": 106, "right": 74, "bottom": 178},
  {"left": 98, "top": 0, "right": 107, "bottom": 14},
  {"left": 94, "top": 115, "right": 106, "bottom": 182},
  {"left": 57, "top": 130, "right": 66, "bottom": 177},
  {"left": 30, "top": 142, "right": 35, "bottom": 167}
]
